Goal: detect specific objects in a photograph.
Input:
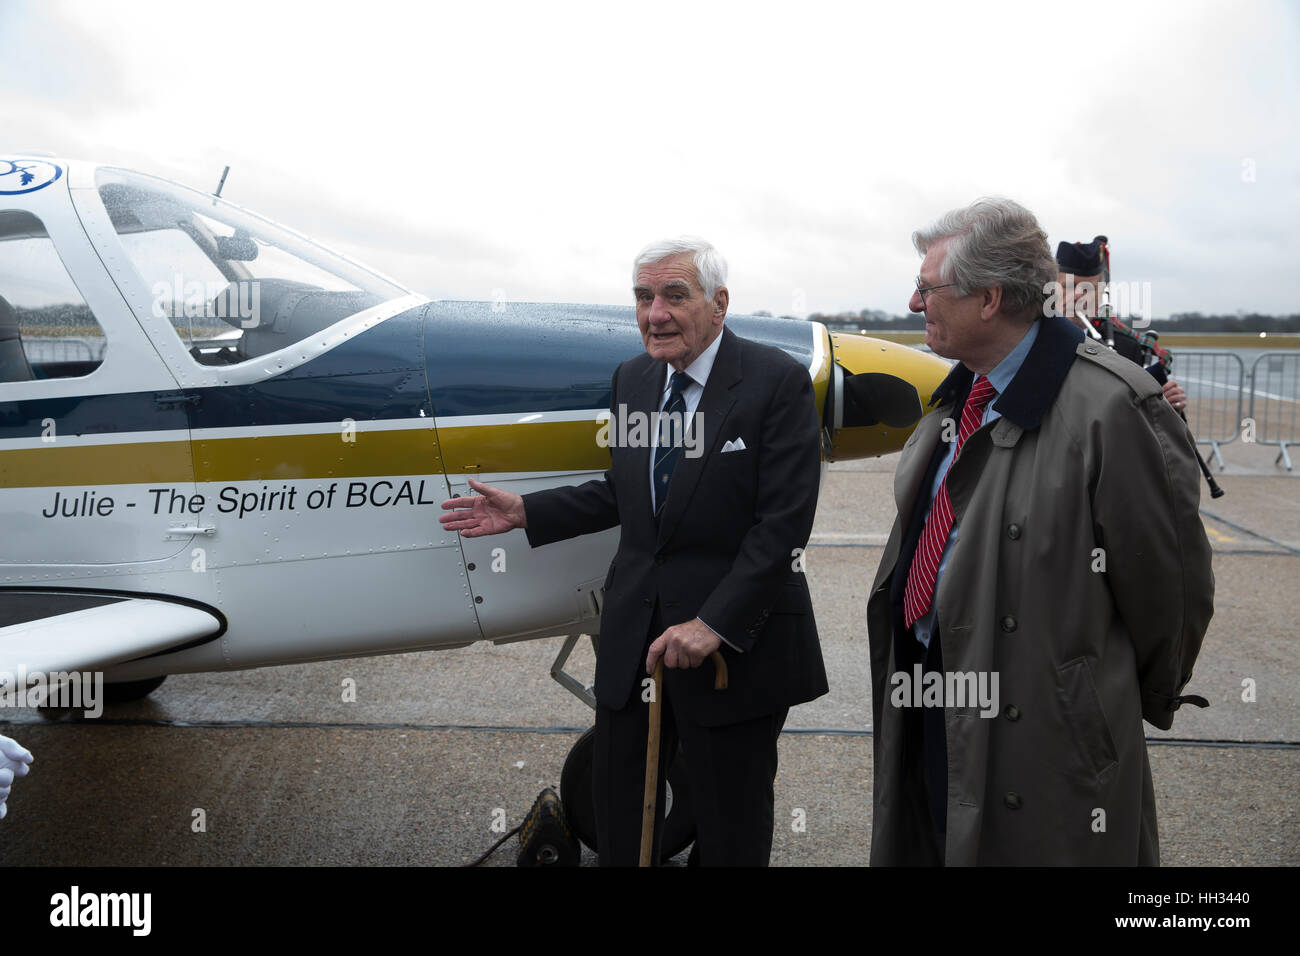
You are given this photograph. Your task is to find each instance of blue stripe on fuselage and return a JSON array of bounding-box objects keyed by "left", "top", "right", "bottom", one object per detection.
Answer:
[
  {"left": 0, "top": 303, "right": 814, "bottom": 440},
  {"left": 420, "top": 301, "right": 814, "bottom": 419},
  {"left": 0, "top": 308, "right": 429, "bottom": 441}
]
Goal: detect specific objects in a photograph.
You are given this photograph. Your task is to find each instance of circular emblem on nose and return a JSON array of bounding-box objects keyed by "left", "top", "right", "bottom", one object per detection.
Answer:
[{"left": 0, "top": 159, "right": 63, "bottom": 195}]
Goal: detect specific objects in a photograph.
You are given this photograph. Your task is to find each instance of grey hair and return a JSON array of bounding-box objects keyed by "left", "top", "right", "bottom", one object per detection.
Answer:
[
  {"left": 632, "top": 237, "right": 728, "bottom": 298},
  {"left": 912, "top": 197, "right": 1057, "bottom": 319}
]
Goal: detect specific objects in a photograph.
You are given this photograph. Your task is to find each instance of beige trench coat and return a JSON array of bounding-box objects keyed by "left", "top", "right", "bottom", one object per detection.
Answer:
[{"left": 867, "top": 319, "right": 1214, "bottom": 866}]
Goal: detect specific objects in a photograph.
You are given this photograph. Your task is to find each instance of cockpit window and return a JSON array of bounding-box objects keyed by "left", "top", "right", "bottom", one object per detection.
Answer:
[{"left": 95, "top": 168, "right": 408, "bottom": 367}]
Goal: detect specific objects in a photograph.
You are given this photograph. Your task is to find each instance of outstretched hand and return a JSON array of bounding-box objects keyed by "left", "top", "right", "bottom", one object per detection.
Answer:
[{"left": 439, "top": 478, "right": 527, "bottom": 536}]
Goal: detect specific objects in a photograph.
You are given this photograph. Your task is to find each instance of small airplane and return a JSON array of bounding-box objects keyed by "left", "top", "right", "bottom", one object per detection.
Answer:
[{"left": 0, "top": 153, "right": 948, "bottom": 855}]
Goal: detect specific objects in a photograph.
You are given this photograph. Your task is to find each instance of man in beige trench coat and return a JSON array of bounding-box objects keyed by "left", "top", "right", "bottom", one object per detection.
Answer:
[{"left": 867, "top": 198, "right": 1214, "bottom": 865}]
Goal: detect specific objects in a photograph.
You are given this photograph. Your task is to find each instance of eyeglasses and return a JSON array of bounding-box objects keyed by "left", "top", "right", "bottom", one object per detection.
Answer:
[{"left": 915, "top": 277, "right": 957, "bottom": 306}]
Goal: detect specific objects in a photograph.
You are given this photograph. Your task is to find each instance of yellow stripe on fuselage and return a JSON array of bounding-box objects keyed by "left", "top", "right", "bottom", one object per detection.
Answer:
[
  {"left": 192, "top": 430, "right": 443, "bottom": 482},
  {"left": 0, "top": 440, "right": 195, "bottom": 487},
  {"left": 0, "top": 421, "right": 614, "bottom": 488},
  {"left": 437, "top": 422, "right": 610, "bottom": 475}
]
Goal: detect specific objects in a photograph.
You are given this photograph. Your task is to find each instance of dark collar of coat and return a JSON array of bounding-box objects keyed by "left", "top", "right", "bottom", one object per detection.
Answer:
[{"left": 927, "top": 313, "right": 1084, "bottom": 431}]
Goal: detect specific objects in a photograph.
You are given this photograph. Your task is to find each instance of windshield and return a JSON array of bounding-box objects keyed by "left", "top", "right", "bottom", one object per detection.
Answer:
[{"left": 95, "top": 167, "right": 408, "bottom": 366}]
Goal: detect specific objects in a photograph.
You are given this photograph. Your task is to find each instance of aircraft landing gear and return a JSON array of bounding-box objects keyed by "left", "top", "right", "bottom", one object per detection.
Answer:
[
  {"left": 559, "top": 726, "right": 697, "bottom": 864},
  {"left": 550, "top": 633, "right": 697, "bottom": 863},
  {"left": 35, "top": 674, "right": 167, "bottom": 717},
  {"left": 103, "top": 675, "right": 167, "bottom": 703}
]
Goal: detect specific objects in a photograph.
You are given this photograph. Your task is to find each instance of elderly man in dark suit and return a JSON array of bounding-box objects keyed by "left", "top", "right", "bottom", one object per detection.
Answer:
[{"left": 440, "top": 237, "right": 827, "bottom": 865}]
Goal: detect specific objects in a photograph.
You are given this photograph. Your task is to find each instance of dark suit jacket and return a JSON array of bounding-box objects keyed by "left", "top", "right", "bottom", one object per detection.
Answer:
[{"left": 523, "top": 325, "right": 828, "bottom": 727}]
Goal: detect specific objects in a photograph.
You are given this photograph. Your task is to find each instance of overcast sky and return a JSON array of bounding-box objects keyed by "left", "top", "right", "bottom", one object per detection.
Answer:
[{"left": 2, "top": 0, "right": 1297, "bottom": 317}]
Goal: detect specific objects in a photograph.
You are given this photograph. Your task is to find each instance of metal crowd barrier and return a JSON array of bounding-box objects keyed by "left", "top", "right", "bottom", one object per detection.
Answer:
[
  {"left": 1248, "top": 352, "right": 1300, "bottom": 471},
  {"left": 1173, "top": 352, "right": 1245, "bottom": 470},
  {"left": 24, "top": 336, "right": 107, "bottom": 364}
]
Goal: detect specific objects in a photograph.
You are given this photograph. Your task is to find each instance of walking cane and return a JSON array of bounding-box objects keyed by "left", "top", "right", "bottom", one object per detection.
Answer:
[{"left": 639, "top": 650, "right": 729, "bottom": 866}]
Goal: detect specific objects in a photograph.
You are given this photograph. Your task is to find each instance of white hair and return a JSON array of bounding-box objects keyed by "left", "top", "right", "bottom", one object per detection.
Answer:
[{"left": 632, "top": 237, "right": 728, "bottom": 298}]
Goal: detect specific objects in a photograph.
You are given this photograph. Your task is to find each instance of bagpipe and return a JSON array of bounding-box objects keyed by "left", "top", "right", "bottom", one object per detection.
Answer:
[
  {"left": 1087, "top": 236, "right": 1172, "bottom": 371},
  {"left": 1088, "top": 237, "right": 1223, "bottom": 498}
]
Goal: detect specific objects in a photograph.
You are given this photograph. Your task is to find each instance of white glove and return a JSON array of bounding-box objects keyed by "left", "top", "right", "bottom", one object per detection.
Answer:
[{"left": 0, "top": 735, "right": 34, "bottom": 820}]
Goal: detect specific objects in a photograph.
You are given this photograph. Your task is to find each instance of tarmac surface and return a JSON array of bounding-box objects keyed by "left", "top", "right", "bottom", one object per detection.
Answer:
[{"left": 1, "top": 446, "right": 1296, "bottom": 867}]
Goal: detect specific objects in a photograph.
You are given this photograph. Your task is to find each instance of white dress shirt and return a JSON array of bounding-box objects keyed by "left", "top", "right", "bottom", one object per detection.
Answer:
[
  {"left": 648, "top": 329, "right": 723, "bottom": 511},
  {"left": 645, "top": 331, "right": 739, "bottom": 650}
]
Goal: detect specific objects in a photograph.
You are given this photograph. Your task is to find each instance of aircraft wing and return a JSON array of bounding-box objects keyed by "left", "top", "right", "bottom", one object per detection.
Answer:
[{"left": 0, "top": 593, "right": 221, "bottom": 676}]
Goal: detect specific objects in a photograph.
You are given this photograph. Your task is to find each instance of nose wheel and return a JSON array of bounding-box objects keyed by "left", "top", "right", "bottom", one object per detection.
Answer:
[{"left": 559, "top": 726, "right": 696, "bottom": 864}]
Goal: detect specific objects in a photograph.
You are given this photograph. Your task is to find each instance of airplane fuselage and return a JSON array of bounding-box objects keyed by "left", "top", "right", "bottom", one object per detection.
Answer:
[{"left": 0, "top": 156, "right": 948, "bottom": 685}]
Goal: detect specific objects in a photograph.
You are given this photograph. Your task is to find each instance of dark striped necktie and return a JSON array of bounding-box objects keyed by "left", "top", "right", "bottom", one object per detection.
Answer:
[{"left": 653, "top": 370, "right": 691, "bottom": 515}]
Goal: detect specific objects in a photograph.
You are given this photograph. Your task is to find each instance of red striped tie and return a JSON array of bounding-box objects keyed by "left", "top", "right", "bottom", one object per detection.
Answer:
[{"left": 903, "top": 375, "right": 997, "bottom": 629}]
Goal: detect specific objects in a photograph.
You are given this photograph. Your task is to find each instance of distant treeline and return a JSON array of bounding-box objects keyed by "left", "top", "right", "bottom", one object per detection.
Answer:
[
  {"left": 803, "top": 309, "right": 1300, "bottom": 333},
  {"left": 11, "top": 303, "right": 97, "bottom": 327},
  {"left": 1148, "top": 313, "right": 1300, "bottom": 333}
]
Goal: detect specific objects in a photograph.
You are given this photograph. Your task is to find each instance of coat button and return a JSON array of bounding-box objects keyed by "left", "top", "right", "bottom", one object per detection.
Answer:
[
  {"left": 1003, "top": 704, "right": 1020, "bottom": 721},
  {"left": 1000, "top": 615, "right": 1017, "bottom": 632},
  {"left": 654, "top": 555, "right": 665, "bottom": 566},
  {"left": 643, "top": 598, "right": 653, "bottom": 607},
  {"left": 1003, "top": 792, "right": 1023, "bottom": 810},
  {"left": 1006, "top": 523, "right": 1021, "bottom": 540}
]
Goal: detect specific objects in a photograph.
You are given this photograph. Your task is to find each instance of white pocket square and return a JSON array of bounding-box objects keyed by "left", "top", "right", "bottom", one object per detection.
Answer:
[{"left": 721, "top": 437, "right": 747, "bottom": 453}]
